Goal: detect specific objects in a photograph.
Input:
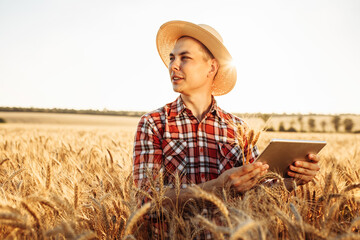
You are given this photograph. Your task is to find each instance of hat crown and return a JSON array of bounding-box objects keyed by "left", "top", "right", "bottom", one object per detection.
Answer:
[{"left": 198, "top": 24, "right": 223, "bottom": 43}]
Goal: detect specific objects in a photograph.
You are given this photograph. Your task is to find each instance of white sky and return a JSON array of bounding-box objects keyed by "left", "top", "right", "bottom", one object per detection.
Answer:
[{"left": 0, "top": 0, "right": 359, "bottom": 114}]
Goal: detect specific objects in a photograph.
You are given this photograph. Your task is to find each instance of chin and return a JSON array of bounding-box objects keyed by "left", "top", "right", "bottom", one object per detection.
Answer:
[{"left": 172, "top": 86, "right": 183, "bottom": 93}]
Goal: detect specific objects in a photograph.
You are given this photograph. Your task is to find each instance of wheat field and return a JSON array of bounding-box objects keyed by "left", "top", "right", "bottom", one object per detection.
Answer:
[{"left": 0, "top": 119, "right": 359, "bottom": 239}]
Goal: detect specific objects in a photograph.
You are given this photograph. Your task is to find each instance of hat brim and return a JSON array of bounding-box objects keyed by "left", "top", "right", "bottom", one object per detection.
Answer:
[{"left": 156, "top": 20, "right": 237, "bottom": 96}]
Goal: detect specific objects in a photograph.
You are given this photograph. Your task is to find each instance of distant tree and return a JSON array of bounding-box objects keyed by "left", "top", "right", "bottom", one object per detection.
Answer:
[
  {"left": 331, "top": 116, "right": 341, "bottom": 132},
  {"left": 343, "top": 118, "right": 354, "bottom": 133},
  {"left": 308, "top": 118, "right": 316, "bottom": 132},
  {"left": 259, "top": 114, "right": 272, "bottom": 123},
  {"left": 287, "top": 127, "right": 297, "bottom": 132},
  {"left": 266, "top": 126, "right": 275, "bottom": 132},
  {"left": 290, "top": 119, "right": 295, "bottom": 128},
  {"left": 0, "top": 118, "right": 5, "bottom": 123},
  {"left": 279, "top": 122, "right": 286, "bottom": 132},
  {"left": 287, "top": 119, "right": 297, "bottom": 132},
  {"left": 321, "top": 120, "right": 327, "bottom": 132},
  {"left": 297, "top": 115, "right": 304, "bottom": 132}
]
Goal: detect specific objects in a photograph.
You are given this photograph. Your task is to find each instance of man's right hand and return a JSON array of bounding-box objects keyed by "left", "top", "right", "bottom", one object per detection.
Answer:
[{"left": 217, "top": 162, "right": 269, "bottom": 193}]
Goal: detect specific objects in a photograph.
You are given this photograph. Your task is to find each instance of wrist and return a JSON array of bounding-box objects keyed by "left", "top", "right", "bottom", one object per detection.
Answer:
[{"left": 200, "top": 176, "right": 224, "bottom": 193}]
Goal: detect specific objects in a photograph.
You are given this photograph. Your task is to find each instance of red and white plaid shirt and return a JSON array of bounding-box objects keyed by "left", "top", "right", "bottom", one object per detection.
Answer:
[{"left": 133, "top": 96, "right": 259, "bottom": 195}]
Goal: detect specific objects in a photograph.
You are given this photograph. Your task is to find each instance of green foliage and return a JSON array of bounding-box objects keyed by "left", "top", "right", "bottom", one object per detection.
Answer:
[{"left": 343, "top": 118, "right": 354, "bottom": 133}]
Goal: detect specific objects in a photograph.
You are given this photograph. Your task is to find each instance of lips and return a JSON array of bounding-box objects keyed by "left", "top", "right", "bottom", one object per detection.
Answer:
[{"left": 171, "top": 74, "right": 184, "bottom": 83}]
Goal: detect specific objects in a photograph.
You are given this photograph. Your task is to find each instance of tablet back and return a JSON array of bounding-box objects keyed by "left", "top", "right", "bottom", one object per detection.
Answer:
[{"left": 256, "top": 139, "right": 327, "bottom": 177}]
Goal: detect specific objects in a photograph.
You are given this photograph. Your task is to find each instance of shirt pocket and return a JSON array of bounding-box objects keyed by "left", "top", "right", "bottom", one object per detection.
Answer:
[
  {"left": 162, "top": 139, "right": 188, "bottom": 174},
  {"left": 218, "top": 142, "right": 243, "bottom": 172}
]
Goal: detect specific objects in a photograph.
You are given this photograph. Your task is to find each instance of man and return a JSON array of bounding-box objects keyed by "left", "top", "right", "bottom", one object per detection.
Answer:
[{"left": 133, "top": 20, "right": 320, "bottom": 237}]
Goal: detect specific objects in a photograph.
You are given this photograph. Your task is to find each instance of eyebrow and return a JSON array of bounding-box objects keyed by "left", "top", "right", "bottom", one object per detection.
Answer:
[{"left": 169, "top": 51, "right": 191, "bottom": 57}]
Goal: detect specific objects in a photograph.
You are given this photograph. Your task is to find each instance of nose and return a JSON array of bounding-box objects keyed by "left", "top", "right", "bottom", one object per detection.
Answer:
[{"left": 169, "top": 58, "right": 180, "bottom": 72}]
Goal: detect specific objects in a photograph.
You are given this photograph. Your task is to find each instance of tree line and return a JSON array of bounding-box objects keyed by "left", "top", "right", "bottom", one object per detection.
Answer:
[
  {"left": 0, "top": 108, "right": 358, "bottom": 133},
  {"left": 0, "top": 107, "right": 147, "bottom": 117},
  {"left": 267, "top": 115, "right": 358, "bottom": 133}
]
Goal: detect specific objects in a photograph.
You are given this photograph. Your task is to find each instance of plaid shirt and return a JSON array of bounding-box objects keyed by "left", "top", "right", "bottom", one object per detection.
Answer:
[
  {"left": 133, "top": 96, "right": 259, "bottom": 194},
  {"left": 132, "top": 96, "right": 259, "bottom": 238}
]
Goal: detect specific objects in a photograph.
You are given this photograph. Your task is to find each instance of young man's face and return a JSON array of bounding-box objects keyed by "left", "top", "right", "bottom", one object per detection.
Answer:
[{"left": 169, "top": 37, "right": 216, "bottom": 96}]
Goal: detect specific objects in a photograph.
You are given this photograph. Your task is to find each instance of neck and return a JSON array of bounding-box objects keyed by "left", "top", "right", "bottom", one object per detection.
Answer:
[{"left": 181, "top": 92, "right": 213, "bottom": 121}]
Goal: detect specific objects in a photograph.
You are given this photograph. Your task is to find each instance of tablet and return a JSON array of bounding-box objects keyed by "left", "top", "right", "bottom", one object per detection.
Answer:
[{"left": 256, "top": 139, "right": 327, "bottom": 177}]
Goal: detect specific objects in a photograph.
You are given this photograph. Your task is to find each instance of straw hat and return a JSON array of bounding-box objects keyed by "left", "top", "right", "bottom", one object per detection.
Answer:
[{"left": 156, "top": 20, "right": 237, "bottom": 96}]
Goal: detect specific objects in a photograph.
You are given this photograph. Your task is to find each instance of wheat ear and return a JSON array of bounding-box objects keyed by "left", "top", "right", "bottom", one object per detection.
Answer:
[
  {"left": 342, "top": 183, "right": 360, "bottom": 193},
  {"left": 45, "top": 163, "right": 51, "bottom": 190},
  {"left": 1, "top": 169, "right": 25, "bottom": 188},
  {"left": 61, "top": 221, "right": 76, "bottom": 239},
  {"left": 0, "top": 212, "right": 23, "bottom": 222},
  {"left": 21, "top": 202, "right": 40, "bottom": 229},
  {"left": 123, "top": 202, "right": 151, "bottom": 237},
  {"left": 74, "top": 184, "right": 79, "bottom": 209},
  {"left": 0, "top": 220, "right": 28, "bottom": 229},
  {"left": 101, "top": 204, "right": 110, "bottom": 232},
  {"left": 247, "top": 129, "right": 254, "bottom": 147},
  {"left": 194, "top": 215, "right": 226, "bottom": 240},
  {"left": 190, "top": 186, "right": 232, "bottom": 228},
  {"left": 229, "top": 219, "right": 257, "bottom": 240},
  {"left": 252, "top": 131, "right": 261, "bottom": 146},
  {"left": 0, "top": 158, "right": 9, "bottom": 166}
]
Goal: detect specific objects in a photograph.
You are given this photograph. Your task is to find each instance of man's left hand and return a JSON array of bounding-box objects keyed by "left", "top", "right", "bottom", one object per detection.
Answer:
[{"left": 287, "top": 154, "right": 320, "bottom": 185}]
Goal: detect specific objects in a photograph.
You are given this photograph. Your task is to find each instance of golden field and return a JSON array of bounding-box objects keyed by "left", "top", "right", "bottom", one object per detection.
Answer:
[{"left": 0, "top": 113, "right": 359, "bottom": 239}]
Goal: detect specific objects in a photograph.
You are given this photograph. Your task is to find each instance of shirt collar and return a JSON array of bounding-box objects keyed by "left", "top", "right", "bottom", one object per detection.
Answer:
[
  {"left": 168, "top": 95, "right": 224, "bottom": 119},
  {"left": 168, "top": 96, "right": 186, "bottom": 118}
]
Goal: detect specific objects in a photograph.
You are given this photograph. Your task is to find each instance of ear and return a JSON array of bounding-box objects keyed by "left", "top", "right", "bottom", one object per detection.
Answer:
[{"left": 208, "top": 59, "right": 219, "bottom": 79}]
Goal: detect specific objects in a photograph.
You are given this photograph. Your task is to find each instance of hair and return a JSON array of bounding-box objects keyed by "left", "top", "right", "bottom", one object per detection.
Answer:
[{"left": 178, "top": 36, "right": 215, "bottom": 61}]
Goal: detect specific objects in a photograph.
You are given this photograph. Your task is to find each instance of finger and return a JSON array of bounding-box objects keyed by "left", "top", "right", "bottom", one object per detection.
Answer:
[
  {"left": 287, "top": 171, "right": 313, "bottom": 182},
  {"left": 306, "top": 154, "right": 319, "bottom": 163},
  {"left": 234, "top": 168, "right": 268, "bottom": 192},
  {"left": 234, "top": 177, "right": 258, "bottom": 192},
  {"left": 233, "top": 167, "right": 265, "bottom": 187},
  {"left": 233, "top": 162, "right": 267, "bottom": 177},
  {"left": 294, "top": 160, "right": 320, "bottom": 171},
  {"left": 289, "top": 165, "right": 317, "bottom": 177}
]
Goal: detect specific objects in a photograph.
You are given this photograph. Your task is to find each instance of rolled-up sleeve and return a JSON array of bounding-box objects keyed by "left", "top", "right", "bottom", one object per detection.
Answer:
[{"left": 133, "top": 115, "right": 163, "bottom": 203}]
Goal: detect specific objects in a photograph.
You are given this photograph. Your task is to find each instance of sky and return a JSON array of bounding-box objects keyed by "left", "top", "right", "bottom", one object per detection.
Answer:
[{"left": 0, "top": 0, "right": 359, "bottom": 114}]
